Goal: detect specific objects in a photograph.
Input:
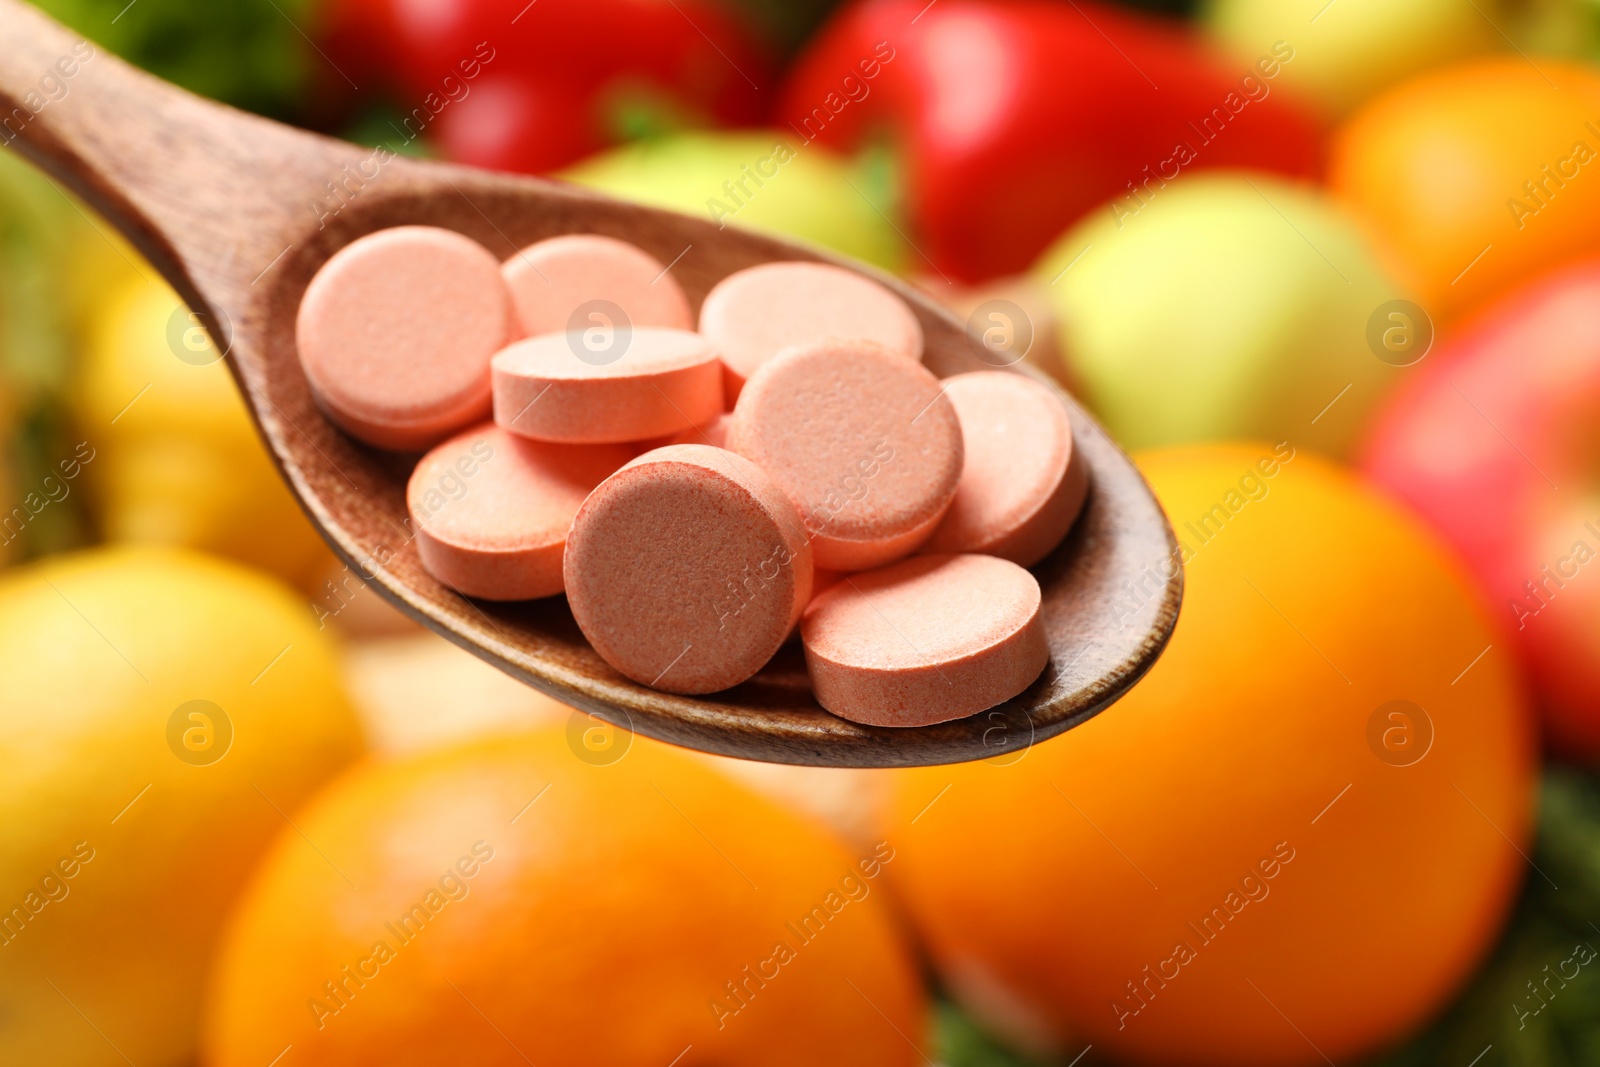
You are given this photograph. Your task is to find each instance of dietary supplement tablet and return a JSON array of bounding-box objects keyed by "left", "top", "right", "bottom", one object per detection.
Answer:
[
  {"left": 502, "top": 233, "right": 692, "bottom": 338},
  {"left": 924, "top": 371, "right": 1088, "bottom": 566},
  {"left": 297, "top": 225, "right": 511, "bottom": 450},
  {"left": 802, "top": 554, "right": 1049, "bottom": 727},
  {"left": 728, "top": 340, "right": 961, "bottom": 571},
  {"left": 699, "top": 261, "right": 923, "bottom": 402},
  {"left": 492, "top": 327, "right": 722, "bottom": 444},
  {"left": 409, "top": 423, "right": 633, "bottom": 600},
  {"left": 565, "top": 444, "right": 814, "bottom": 694}
]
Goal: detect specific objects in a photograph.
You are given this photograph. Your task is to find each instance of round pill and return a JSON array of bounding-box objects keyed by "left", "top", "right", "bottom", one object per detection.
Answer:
[
  {"left": 297, "top": 225, "right": 511, "bottom": 451},
  {"left": 565, "top": 445, "right": 814, "bottom": 694},
  {"left": 923, "top": 371, "right": 1089, "bottom": 566},
  {"left": 699, "top": 261, "right": 924, "bottom": 402},
  {"left": 492, "top": 327, "right": 723, "bottom": 444},
  {"left": 408, "top": 423, "right": 633, "bottom": 600},
  {"left": 501, "top": 234, "right": 692, "bottom": 338},
  {"left": 728, "top": 340, "right": 962, "bottom": 571},
  {"left": 801, "top": 554, "right": 1050, "bottom": 727}
]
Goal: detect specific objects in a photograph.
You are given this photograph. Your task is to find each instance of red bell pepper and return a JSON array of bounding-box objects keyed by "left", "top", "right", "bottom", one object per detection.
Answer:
[
  {"left": 320, "top": 0, "right": 774, "bottom": 174},
  {"left": 779, "top": 0, "right": 1323, "bottom": 283}
]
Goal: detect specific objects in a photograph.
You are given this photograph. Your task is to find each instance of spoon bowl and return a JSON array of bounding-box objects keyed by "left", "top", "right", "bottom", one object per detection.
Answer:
[{"left": 0, "top": 0, "right": 1182, "bottom": 766}]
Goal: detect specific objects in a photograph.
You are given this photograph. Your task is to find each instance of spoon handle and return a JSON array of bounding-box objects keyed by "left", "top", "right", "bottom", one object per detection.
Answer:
[{"left": 0, "top": 0, "right": 354, "bottom": 311}]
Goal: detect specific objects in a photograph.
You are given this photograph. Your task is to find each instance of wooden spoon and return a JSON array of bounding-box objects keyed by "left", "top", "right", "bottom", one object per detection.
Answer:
[{"left": 0, "top": 0, "right": 1182, "bottom": 767}]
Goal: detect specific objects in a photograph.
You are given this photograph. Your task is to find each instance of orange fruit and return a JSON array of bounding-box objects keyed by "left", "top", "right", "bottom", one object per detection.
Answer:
[
  {"left": 0, "top": 546, "right": 363, "bottom": 1067},
  {"left": 204, "top": 728, "right": 927, "bottom": 1066},
  {"left": 1331, "top": 57, "right": 1600, "bottom": 321},
  {"left": 882, "top": 444, "right": 1535, "bottom": 1065}
]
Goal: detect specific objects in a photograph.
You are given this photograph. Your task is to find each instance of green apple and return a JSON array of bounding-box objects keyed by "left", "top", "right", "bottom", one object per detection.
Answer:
[
  {"left": 1203, "top": 0, "right": 1496, "bottom": 117},
  {"left": 560, "top": 130, "right": 906, "bottom": 273},
  {"left": 1034, "top": 172, "right": 1406, "bottom": 458}
]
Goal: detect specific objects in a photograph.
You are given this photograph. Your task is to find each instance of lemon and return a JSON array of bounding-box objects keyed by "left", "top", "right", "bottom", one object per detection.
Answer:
[
  {"left": 0, "top": 546, "right": 364, "bottom": 1066},
  {"left": 74, "top": 272, "right": 332, "bottom": 586}
]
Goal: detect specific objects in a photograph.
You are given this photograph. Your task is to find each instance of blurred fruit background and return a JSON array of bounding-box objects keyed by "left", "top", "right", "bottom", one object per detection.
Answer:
[{"left": 3, "top": 0, "right": 1600, "bottom": 1064}]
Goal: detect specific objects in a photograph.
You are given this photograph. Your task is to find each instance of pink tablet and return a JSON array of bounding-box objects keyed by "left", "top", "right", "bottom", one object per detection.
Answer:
[
  {"left": 565, "top": 445, "right": 814, "bottom": 694},
  {"left": 296, "top": 226, "right": 512, "bottom": 451},
  {"left": 501, "top": 234, "right": 692, "bottom": 338},
  {"left": 727, "top": 340, "right": 962, "bottom": 571},
  {"left": 492, "top": 327, "right": 723, "bottom": 444},
  {"left": 408, "top": 423, "right": 633, "bottom": 600},
  {"left": 699, "top": 261, "right": 924, "bottom": 403},
  {"left": 924, "top": 371, "right": 1088, "bottom": 566},
  {"left": 802, "top": 554, "right": 1050, "bottom": 727}
]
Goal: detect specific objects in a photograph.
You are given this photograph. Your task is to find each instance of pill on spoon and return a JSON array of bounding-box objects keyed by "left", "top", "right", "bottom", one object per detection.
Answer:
[
  {"left": 501, "top": 233, "right": 692, "bottom": 338},
  {"left": 801, "top": 553, "right": 1049, "bottom": 727},
  {"left": 924, "top": 371, "right": 1088, "bottom": 566},
  {"left": 727, "top": 340, "right": 962, "bottom": 571},
  {"left": 564, "top": 444, "right": 814, "bottom": 694},
  {"left": 699, "top": 261, "right": 924, "bottom": 403},
  {"left": 408, "top": 423, "right": 633, "bottom": 600},
  {"left": 492, "top": 327, "right": 722, "bottom": 444},
  {"left": 296, "top": 225, "right": 511, "bottom": 450}
]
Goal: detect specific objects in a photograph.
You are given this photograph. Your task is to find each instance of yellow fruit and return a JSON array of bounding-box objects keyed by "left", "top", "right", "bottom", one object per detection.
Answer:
[
  {"left": 0, "top": 546, "right": 364, "bottom": 1067},
  {"left": 1204, "top": 0, "right": 1495, "bottom": 118},
  {"left": 883, "top": 444, "right": 1535, "bottom": 1065},
  {"left": 74, "top": 273, "right": 332, "bottom": 586},
  {"left": 1035, "top": 174, "right": 1405, "bottom": 458},
  {"left": 205, "top": 729, "right": 927, "bottom": 1066},
  {"left": 562, "top": 131, "right": 907, "bottom": 273}
]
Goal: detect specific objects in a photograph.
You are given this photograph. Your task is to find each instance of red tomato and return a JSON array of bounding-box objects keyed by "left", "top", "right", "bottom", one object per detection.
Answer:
[
  {"left": 321, "top": 0, "right": 773, "bottom": 173},
  {"left": 781, "top": 0, "right": 1324, "bottom": 282}
]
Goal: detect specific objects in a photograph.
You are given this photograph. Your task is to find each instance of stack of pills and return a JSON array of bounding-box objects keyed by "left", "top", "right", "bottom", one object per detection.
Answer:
[{"left": 296, "top": 226, "right": 1088, "bottom": 727}]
